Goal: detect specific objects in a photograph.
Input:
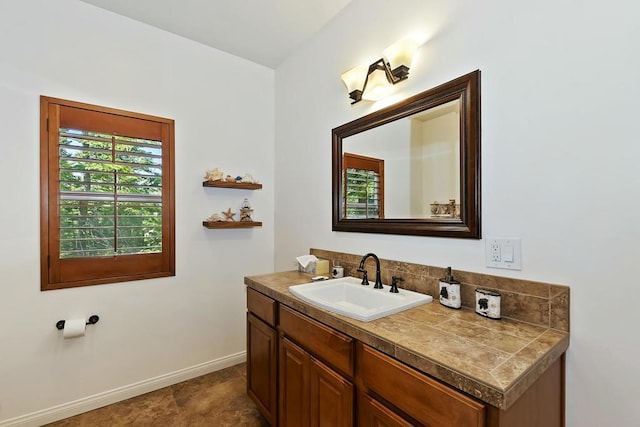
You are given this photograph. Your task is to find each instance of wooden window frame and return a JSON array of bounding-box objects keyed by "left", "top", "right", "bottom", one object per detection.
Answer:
[
  {"left": 343, "top": 152, "right": 385, "bottom": 219},
  {"left": 40, "top": 96, "right": 175, "bottom": 291}
]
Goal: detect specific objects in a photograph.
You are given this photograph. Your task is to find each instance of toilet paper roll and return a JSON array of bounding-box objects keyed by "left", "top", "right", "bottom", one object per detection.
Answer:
[{"left": 63, "top": 318, "right": 86, "bottom": 339}]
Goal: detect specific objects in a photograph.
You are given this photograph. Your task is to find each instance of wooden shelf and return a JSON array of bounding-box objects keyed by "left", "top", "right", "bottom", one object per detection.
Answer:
[
  {"left": 202, "top": 179, "right": 262, "bottom": 228},
  {"left": 202, "top": 221, "right": 262, "bottom": 229},
  {"left": 202, "top": 180, "right": 262, "bottom": 190}
]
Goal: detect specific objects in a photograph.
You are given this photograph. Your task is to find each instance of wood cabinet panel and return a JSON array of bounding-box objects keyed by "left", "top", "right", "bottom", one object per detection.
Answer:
[
  {"left": 357, "top": 392, "right": 413, "bottom": 427},
  {"left": 310, "top": 357, "right": 354, "bottom": 427},
  {"left": 487, "top": 356, "right": 564, "bottom": 427},
  {"left": 247, "top": 287, "right": 276, "bottom": 326},
  {"left": 279, "top": 305, "right": 354, "bottom": 377},
  {"left": 246, "top": 313, "right": 277, "bottom": 426},
  {"left": 357, "top": 342, "right": 486, "bottom": 427},
  {"left": 279, "top": 337, "right": 310, "bottom": 427}
]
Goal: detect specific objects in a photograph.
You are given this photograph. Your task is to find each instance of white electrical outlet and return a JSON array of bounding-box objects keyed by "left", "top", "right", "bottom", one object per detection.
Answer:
[
  {"left": 490, "top": 241, "right": 501, "bottom": 261},
  {"left": 486, "top": 238, "right": 522, "bottom": 270}
]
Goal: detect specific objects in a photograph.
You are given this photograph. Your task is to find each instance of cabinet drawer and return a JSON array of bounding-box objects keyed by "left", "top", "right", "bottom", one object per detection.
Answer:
[
  {"left": 279, "top": 305, "right": 354, "bottom": 377},
  {"left": 357, "top": 342, "right": 486, "bottom": 427},
  {"left": 247, "top": 287, "right": 276, "bottom": 327}
]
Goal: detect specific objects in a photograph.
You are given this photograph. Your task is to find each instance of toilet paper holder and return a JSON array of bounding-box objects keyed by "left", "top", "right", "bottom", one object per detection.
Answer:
[{"left": 56, "top": 315, "right": 100, "bottom": 330}]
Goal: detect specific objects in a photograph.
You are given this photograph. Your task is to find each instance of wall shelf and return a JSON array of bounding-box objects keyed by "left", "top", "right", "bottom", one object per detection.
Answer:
[
  {"left": 202, "top": 180, "right": 262, "bottom": 190},
  {"left": 202, "top": 178, "right": 262, "bottom": 228},
  {"left": 202, "top": 221, "right": 262, "bottom": 229}
]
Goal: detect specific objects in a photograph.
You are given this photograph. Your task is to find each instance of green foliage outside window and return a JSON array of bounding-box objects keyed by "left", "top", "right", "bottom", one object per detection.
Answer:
[
  {"left": 58, "top": 129, "right": 163, "bottom": 258},
  {"left": 345, "top": 168, "right": 380, "bottom": 219}
]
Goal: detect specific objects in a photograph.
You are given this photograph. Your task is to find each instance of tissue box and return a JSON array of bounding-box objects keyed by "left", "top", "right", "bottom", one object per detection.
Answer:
[
  {"left": 295, "top": 255, "right": 329, "bottom": 275},
  {"left": 298, "top": 260, "right": 317, "bottom": 273},
  {"left": 297, "top": 255, "right": 318, "bottom": 273}
]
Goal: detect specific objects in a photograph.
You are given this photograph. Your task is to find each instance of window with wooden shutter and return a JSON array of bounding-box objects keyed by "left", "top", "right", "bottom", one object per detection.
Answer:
[
  {"left": 40, "top": 97, "right": 175, "bottom": 290},
  {"left": 343, "top": 153, "right": 384, "bottom": 219}
]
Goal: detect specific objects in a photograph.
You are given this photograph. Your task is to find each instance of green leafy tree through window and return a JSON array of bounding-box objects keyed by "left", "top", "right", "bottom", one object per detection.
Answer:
[{"left": 58, "top": 129, "right": 163, "bottom": 258}]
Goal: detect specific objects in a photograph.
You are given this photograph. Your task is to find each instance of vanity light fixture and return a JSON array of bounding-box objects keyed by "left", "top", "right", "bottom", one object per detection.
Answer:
[{"left": 341, "top": 37, "right": 419, "bottom": 104}]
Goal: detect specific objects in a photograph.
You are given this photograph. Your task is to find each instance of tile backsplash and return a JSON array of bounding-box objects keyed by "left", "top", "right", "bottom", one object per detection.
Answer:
[{"left": 310, "top": 248, "right": 569, "bottom": 332}]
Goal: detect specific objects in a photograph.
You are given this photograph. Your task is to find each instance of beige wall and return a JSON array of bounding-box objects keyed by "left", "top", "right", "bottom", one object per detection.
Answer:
[{"left": 416, "top": 109, "right": 460, "bottom": 215}]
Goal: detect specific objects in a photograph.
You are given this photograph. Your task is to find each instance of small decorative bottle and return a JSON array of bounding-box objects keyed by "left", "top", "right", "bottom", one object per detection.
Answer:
[
  {"left": 240, "top": 198, "right": 253, "bottom": 222},
  {"left": 439, "top": 267, "right": 461, "bottom": 309}
]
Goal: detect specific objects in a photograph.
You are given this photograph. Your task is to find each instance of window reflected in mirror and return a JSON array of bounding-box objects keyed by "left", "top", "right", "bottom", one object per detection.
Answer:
[{"left": 343, "top": 153, "right": 384, "bottom": 219}]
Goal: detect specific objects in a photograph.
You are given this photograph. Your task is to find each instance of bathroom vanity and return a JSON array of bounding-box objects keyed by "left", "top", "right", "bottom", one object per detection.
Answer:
[{"left": 246, "top": 270, "right": 568, "bottom": 427}]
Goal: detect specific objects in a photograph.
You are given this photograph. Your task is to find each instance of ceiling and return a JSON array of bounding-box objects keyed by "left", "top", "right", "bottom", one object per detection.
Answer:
[{"left": 79, "top": 0, "right": 352, "bottom": 69}]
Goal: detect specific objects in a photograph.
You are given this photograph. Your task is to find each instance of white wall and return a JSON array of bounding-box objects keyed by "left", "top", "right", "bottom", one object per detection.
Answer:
[
  {"left": 275, "top": 0, "right": 640, "bottom": 426},
  {"left": 0, "top": 0, "right": 274, "bottom": 423}
]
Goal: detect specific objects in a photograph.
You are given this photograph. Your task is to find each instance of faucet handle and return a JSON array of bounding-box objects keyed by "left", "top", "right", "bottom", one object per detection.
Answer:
[
  {"left": 390, "top": 276, "right": 404, "bottom": 293},
  {"left": 357, "top": 268, "right": 369, "bottom": 285}
]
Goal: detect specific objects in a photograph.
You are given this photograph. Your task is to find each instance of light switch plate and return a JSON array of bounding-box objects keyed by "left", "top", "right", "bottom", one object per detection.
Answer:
[{"left": 485, "top": 238, "right": 522, "bottom": 270}]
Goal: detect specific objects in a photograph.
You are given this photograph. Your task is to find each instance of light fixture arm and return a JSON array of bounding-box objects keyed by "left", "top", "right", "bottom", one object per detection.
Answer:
[
  {"left": 348, "top": 89, "right": 363, "bottom": 104},
  {"left": 342, "top": 36, "right": 418, "bottom": 104},
  {"left": 347, "top": 58, "right": 409, "bottom": 104}
]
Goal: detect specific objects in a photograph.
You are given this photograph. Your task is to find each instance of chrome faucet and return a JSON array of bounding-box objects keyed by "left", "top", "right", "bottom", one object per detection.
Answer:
[{"left": 357, "top": 253, "right": 384, "bottom": 289}]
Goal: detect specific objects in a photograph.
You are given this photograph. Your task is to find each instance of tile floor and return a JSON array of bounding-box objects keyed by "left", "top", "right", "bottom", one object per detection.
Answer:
[{"left": 45, "top": 363, "right": 268, "bottom": 426}]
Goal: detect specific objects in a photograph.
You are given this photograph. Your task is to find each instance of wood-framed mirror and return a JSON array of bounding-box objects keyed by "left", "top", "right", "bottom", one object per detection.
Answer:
[{"left": 332, "top": 70, "right": 481, "bottom": 238}]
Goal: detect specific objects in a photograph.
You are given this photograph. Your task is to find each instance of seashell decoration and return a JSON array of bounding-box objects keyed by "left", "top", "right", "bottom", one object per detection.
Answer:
[
  {"left": 205, "top": 212, "right": 224, "bottom": 222},
  {"left": 204, "top": 168, "right": 224, "bottom": 182},
  {"left": 204, "top": 168, "right": 259, "bottom": 185},
  {"left": 242, "top": 173, "right": 258, "bottom": 184}
]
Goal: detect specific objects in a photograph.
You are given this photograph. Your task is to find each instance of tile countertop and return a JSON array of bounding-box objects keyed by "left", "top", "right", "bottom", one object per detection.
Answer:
[{"left": 245, "top": 271, "right": 569, "bottom": 410}]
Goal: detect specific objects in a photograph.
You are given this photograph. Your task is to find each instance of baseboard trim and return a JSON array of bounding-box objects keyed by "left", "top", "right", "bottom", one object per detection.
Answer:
[{"left": 0, "top": 351, "right": 246, "bottom": 427}]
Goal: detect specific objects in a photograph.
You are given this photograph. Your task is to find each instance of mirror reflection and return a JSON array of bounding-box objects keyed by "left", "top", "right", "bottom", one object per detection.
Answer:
[
  {"left": 342, "top": 99, "right": 460, "bottom": 220},
  {"left": 332, "top": 70, "right": 480, "bottom": 238}
]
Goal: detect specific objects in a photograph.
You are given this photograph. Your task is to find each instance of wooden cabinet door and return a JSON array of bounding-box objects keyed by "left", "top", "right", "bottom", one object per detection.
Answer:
[
  {"left": 357, "top": 392, "right": 413, "bottom": 427},
  {"left": 279, "top": 337, "right": 310, "bottom": 427},
  {"left": 247, "top": 313, "right": 277, "bottom": 425},
  {"left": 310, "top": 357, "right": 354, "bottom": 427}
]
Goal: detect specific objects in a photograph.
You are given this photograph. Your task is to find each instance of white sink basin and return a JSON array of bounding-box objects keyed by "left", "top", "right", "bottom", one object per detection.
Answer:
[{"left": 289, "top": 276, "right": 432, "bottom": 322}]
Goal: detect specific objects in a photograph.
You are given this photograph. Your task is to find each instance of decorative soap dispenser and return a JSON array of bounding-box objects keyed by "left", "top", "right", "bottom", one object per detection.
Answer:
[{"left": 439, "top": 267, "right": 461, "bottom": 309}]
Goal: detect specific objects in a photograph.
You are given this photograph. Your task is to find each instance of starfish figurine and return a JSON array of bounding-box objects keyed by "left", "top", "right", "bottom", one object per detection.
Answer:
[{"left": 222, "top": 208, "right": 236, "bottom": 221}]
